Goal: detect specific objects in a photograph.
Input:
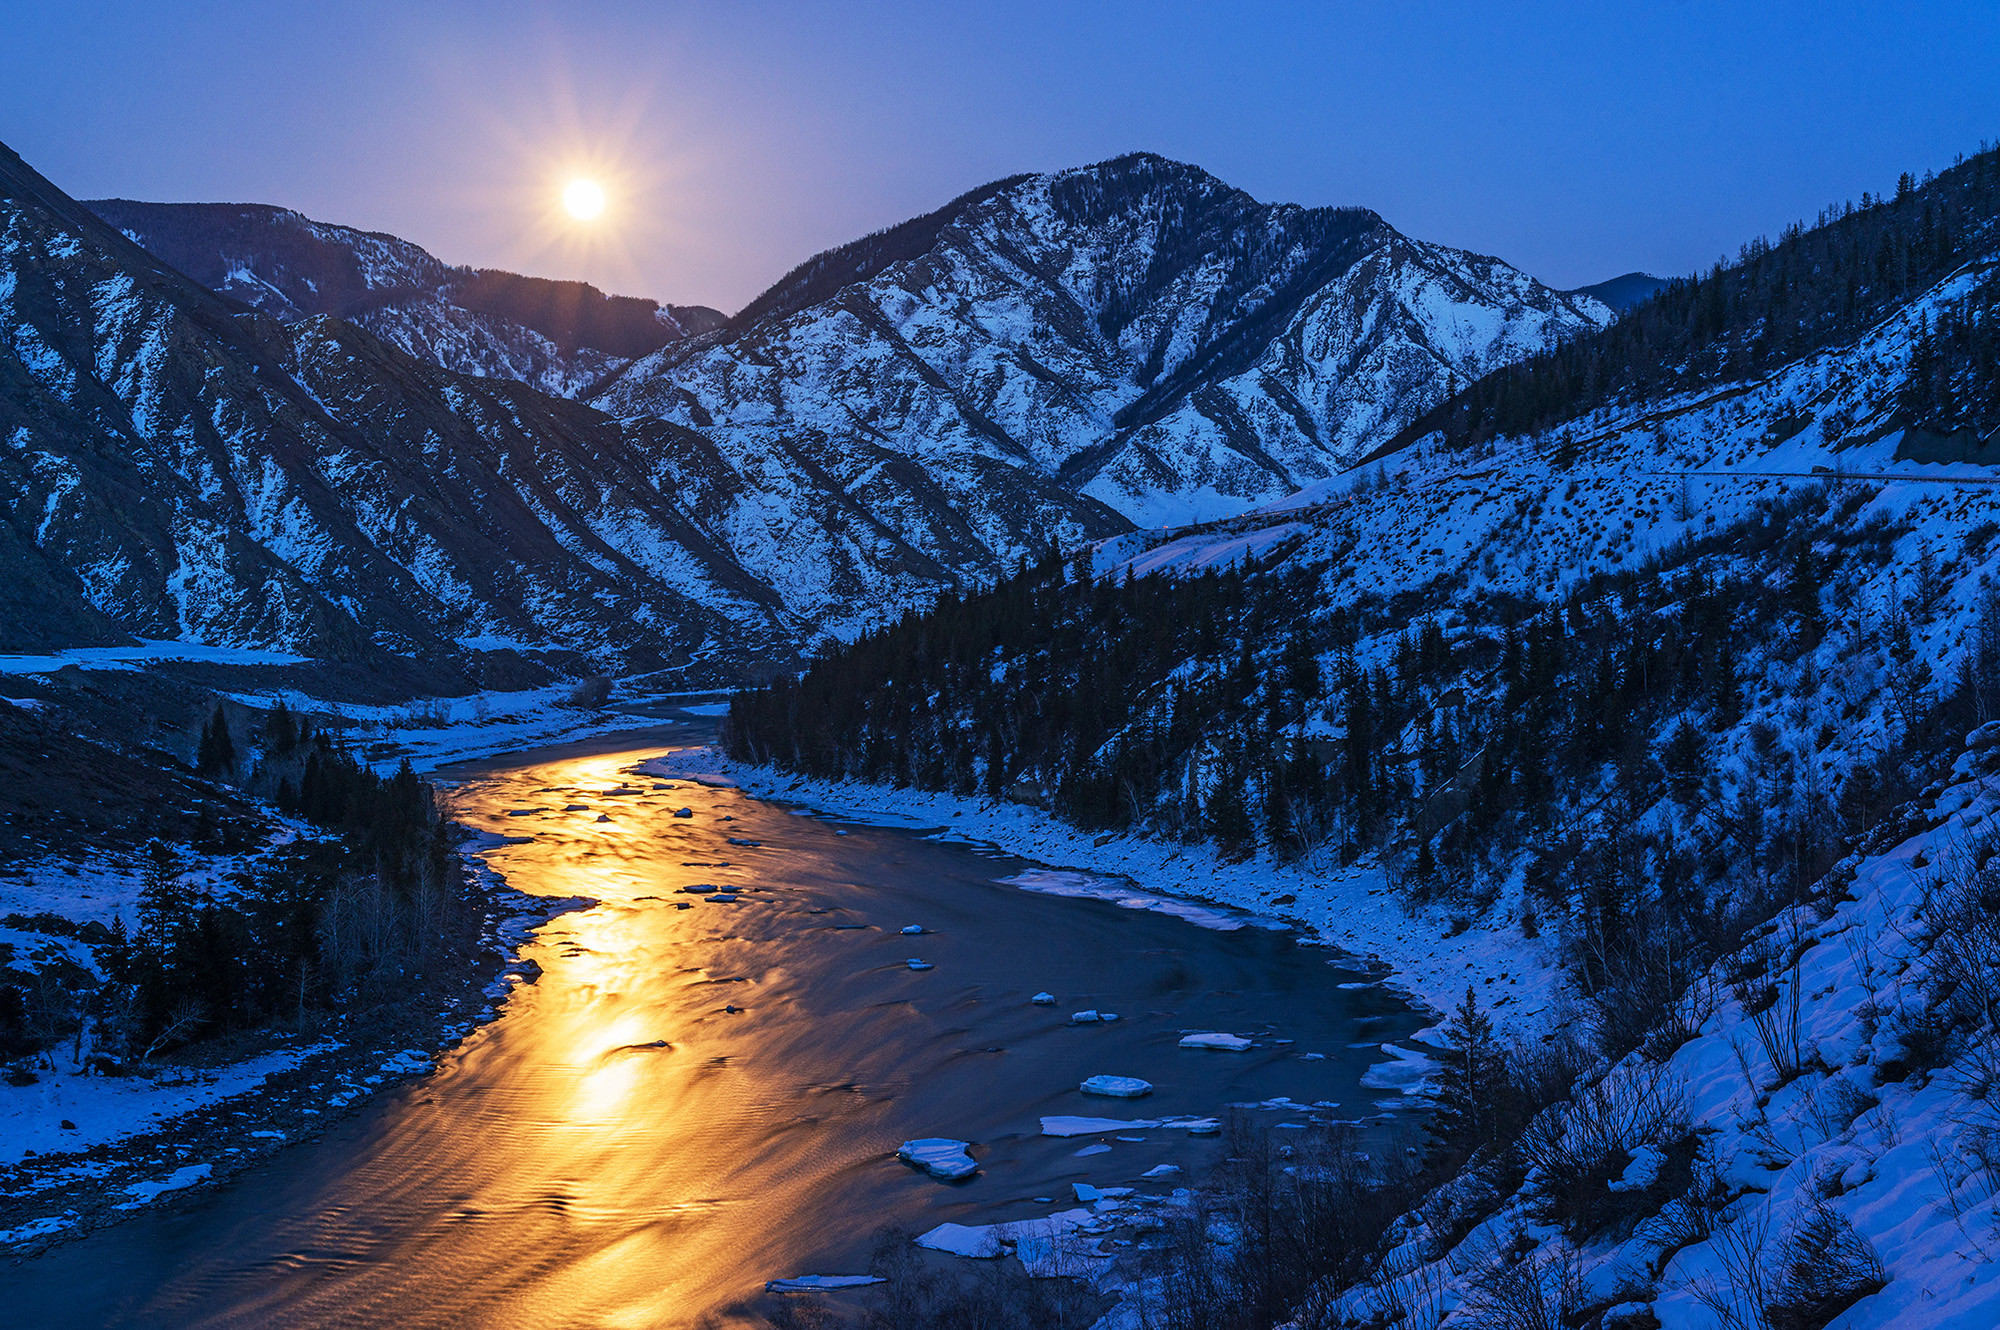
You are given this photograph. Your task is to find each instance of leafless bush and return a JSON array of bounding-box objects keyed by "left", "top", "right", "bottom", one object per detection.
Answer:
[
  {"left": 859, "top": 1223, "right": 1103, "bottom": 1330},
  {"left": 1798, "top": 1075, "right": 1879, "bottom": 1143},
  {"left": 1764, "top": 1201, "right": 1886, "bottom": 1330},
  {"left": 1518, "top": 1064, "right": 1693, "bottom": 1238},
  {"left": 1691, "top": 1205, "right": 1774, "bottom": 1330},
  {"left": 1508, "top": 1022, "right": 1596, "bottom": 1118},
  {"left": 1458, "top": 1238, "right": 1584, "bottom": 1330},
  {"left": 1642, "top": 973, "right": 1722, "bottom": 1062},
  {"left": 1735, "top": 918, "right": 1810, "bottom": 1086},
  {"left": 1131, "top": 1119, "right": 1423, "bottom": 1330},
  {"left": 1921, "top": 834, "right": 2000, "bottom": 1041},
  {"left": 1692, "top": 1200, "right": 1885, "bottom": 1330}
]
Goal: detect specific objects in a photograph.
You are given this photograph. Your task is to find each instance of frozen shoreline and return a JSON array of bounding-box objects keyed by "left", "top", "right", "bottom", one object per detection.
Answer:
[
  {"left": 0, "top": 839, "right": 591, "bottom": 1255},
  {"left": 635, "top": 745, "right": 1564, "bottom": 1034}
]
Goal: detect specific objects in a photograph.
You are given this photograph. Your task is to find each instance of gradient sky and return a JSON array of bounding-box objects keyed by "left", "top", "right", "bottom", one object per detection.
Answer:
[{"left": 5, "top": 2, "right": 1998, "bottom": 314}]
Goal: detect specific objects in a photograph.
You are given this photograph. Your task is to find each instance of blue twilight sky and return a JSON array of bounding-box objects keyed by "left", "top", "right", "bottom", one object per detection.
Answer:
[{"left": 4, "top": 2, "right": 1997, "bottom": 313}]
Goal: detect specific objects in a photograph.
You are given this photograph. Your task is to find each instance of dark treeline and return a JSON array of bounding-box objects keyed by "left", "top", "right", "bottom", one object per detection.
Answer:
[
  {"left": 730, "top": 481, "right": 1992, "bottom": 1062},
  {"left": 1397, "top": 144, "right": 2000, "bottom": 451},
  {"left": 1900, "top": 271, "right": 2000, "bottom": 436},
  {"left": 3, "top": 703, "right": 461, "bottom": 1070}
]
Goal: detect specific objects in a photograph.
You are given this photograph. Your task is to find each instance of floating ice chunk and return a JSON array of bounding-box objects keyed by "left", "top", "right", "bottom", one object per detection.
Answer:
[
  {"left": 766, "top": 1275, "right": 884, "bottom": 1293},
  {"left": 1071, "top": 1010, "right": 1102, "bottom": 1023},
  {"left": 1115, "top": 1135, "right": 1147, "bottom": 1142},
  {"left": 897, "top": 1138, "right": 977, "bottom": 1179},
  {"left": 673, "top": 808, "right": 693, "bottom": 818},
  {"left": 726, "top": 837, "right": 761, "bottom": 846},
  {"left": 1031, "top": 992, "right": 1056, "bottom": 1005},
  {"left": 1181, "top": 1118, "right": 1221, "bottom": 1135},
  {"left": 1074, "top": 1144, "right": 1111, "bottom": 1156},
  {"left": 1360, "top": 1043, "right": 1435, "bottom": 1093},
  {"left": 907, "top": 959, "right": 934, "bottom": 971},
  {"left": 1073, "top": 1182, "right": 1104, "bottom": 1201},
  {"left": 705, "top": 894, "right": 740, "bottom": 904},
  {"left": 900, "top": 925, "right": 924, "bottom": 935},
  {"left": 916, "top": 1209, "right": 1101, "bottom": 1261},
  {"left": 1336, "top": 981, "right": 1373, "bottom": 990},
  {"left": 914, "top": 1223, "right": 1005, "bottom": 1258},
  {"left": 564, "top": 803, "right": 589, "bottom": 811},
  {"left": 595, "top": 814, "right": 612, "bottom": 823},
  {"left": 1142, "top": 1164, "right": 1182, "bottom": 1178},
  {"left": 1081, "top": 1075, "right": 1152, "bottom": 1098},
  {"left": 1042, "top": 1115, "right": 1162, "bottom": 1136},
  {"left": 1301, "top": 1052, "right": 1326, "bottom": 1060},
  {"left": 1179, "top": 1032, "right": 1253, "bottom": 1051},
  {"left": 681, "top": 884, "right": 718, "bottom": 894}
]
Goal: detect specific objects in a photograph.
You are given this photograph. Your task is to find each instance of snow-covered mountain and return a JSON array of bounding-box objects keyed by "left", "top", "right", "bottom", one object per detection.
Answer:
[
  {"left": 719, "top": 145, "right": 2000, "bottom": 1329},
  {"left": 0, "top": 140, "right": 1129, "bottom": 677},
  {"left": 85, "top": 199, "right": 726, "bottom": 398},
  {"left": 595, "top": 153, "right": 1613, "bottom": 527},
  {"left": 4, "top": 147, "right": 1610, "bottom": 675}
]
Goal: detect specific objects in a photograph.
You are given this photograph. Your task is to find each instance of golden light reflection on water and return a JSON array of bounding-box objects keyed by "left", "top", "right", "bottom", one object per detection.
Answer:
[{"left": 5, "top": 739, "right": 1420, "bottom": 1330}]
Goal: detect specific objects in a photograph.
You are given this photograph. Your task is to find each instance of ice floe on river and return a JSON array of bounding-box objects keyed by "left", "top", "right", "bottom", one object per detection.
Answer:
[
  {"left": 896, "top": 1138, "right": 977, "bottom": 1179},
  {"left": 1080, "top": 1075, "right": 1153, "bottom": 1098},
  {"left": 1177, "top": 1032, "right": 1253, "bottom": 1051}
]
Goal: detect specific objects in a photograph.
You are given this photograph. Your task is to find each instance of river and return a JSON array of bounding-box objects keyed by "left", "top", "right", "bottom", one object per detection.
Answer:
[{"left": 2, "top": 734, "right": 1425, "bottom": 1328}]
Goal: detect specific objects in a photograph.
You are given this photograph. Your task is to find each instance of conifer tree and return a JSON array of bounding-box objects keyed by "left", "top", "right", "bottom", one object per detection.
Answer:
[
  {"left": 195, "top": 705, "right": 236, "bottom": 777},
  {"left": 1426, "top": 986, "right": 1511, "bottom": 1168}
]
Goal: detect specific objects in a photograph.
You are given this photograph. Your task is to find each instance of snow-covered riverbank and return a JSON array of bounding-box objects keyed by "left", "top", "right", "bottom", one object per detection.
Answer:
[
  {"left": 636, "top": 746, "right": 1563, "bottom": 1034},
  {"left": 0, "top": 839, "right": 590, "bottom": 1255}
]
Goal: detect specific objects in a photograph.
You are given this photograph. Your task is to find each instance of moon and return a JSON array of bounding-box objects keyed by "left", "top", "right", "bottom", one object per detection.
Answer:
[{"left": 563, "top": 179, "right": 606, "bottom": 220}]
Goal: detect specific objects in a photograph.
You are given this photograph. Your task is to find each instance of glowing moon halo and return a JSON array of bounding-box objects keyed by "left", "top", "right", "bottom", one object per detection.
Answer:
[{"left": 562, "top": 179, "right": 606, "bottom": 220}]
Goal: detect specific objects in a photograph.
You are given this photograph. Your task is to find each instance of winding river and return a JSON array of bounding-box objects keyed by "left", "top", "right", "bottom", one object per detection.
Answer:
[{"left": 3, "top": 734, "right": 1424, "bottom": 1327}]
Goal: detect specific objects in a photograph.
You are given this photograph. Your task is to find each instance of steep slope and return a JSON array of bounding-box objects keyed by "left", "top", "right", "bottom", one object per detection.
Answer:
[
  {"left": 85, "top": 199, "right": 724, "bottom": 398},
  {"left": 595, "top": 153, "right": 1612, "bottom": 527},
  {"left": 720, "top": 143, "right": 2000, "bottom": 1330},
  {"left": 2, "top": 140, "right": 1134, "bottom": 675}
]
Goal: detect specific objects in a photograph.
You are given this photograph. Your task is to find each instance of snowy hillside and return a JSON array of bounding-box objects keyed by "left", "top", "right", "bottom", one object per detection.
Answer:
[
  {"left": 594, "top": 153, "right": 1610, "bottom": 528},
  {"left": 721, "top": 146, "right": 2000, "bottom": 1326},
  {"left": 0, "top": 140, "right": 1128, "bottom": 672}
]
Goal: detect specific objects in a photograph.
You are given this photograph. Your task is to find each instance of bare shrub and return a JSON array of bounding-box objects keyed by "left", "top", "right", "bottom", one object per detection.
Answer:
[
  {"left": 1764, "top": 1201, "right": 1886, "bottom": 1330},
  {"left": 1691, "top": 1205, "right": 1774, "bottom": 1330},
  {"left": 1921, "top": 834, "right": 2000, "bottom": 1042},
  {"left": 1691, "top": 1201, "right": 1885, "bottom": 1330},
  {"left": 1459, "top": 1237, "right": 1584, "bottom": 1330},
  {"left": 858, "top": 1223, "right": 1103, "bottom": 1330},
  {"left": 1518, "top": 1065, "right": 1693, "bottom": 1239},
  {"left": 1131, "top": 1119, "right": 1423, "bottom": 1330},
  {"left": 1507, "top": 1022, "right": 1596, "bottom": 1119},
  {"left": 1735, "top": 917, "right": 1811, "bottom": 1087}
]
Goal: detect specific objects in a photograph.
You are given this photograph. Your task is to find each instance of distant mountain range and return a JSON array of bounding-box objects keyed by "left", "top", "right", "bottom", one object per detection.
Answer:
[
  {"left": 86, "top": 199, "right": 727, "bottom": 398},
  {"left": 2, "top": 139, "right": 1616, "bottom": 685}
]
